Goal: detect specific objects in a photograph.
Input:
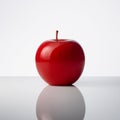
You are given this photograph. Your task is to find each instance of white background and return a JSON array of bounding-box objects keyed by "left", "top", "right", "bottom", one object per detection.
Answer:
[{"left": 0, "top": 0, "right": 120, "bottom": 76}]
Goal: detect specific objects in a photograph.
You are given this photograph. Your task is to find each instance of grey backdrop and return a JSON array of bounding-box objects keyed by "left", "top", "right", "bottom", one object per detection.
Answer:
[{"left": 0, "top": 0, "right": 120, "bottom": 76}]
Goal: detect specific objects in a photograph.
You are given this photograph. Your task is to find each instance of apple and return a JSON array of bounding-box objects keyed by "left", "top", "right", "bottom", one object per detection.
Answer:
[
  {"left": 36, "top": 86, "right": 85, "bottom": 120},
  {"left": 35, "top": 31, "right": 85, "bottom": 85}
]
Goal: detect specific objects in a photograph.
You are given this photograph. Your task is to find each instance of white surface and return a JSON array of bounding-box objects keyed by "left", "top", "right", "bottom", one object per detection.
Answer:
[
  {"left": 0, "top": 0, "right": 120, "bottom": 76},
  {"left": 0, "top": 77, "right": 120, "bottom": 120}
]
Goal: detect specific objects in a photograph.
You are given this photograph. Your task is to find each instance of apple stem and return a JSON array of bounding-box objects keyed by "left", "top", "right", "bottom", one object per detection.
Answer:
[{"left": 56, "top": 30, "right": 58, "bottom": 41}]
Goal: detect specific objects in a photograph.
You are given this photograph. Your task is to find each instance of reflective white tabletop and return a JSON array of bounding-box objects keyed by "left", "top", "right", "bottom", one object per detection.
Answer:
[{"left": 0, "top": 77, "right": 120, "bottom": 120}]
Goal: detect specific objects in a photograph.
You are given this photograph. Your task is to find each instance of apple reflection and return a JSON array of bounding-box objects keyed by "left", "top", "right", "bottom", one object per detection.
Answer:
[{"left": 36, "top": 86, "right": 85, "bottom": 120}]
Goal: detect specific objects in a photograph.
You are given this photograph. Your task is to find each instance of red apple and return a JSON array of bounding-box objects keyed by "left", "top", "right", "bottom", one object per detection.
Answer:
[{"left": 35, "top": 31, "right": 85, "bottom": 85}]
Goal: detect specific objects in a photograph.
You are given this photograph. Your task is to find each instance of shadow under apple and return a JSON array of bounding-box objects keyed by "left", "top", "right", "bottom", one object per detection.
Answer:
[{"left": 36, "top": 86, "right": 85, "bottom": 120}]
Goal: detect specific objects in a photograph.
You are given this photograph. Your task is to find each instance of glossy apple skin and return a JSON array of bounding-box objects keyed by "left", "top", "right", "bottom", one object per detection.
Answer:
[{"left": 35, "top": 39, "right": 85, "bottom": 86}]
